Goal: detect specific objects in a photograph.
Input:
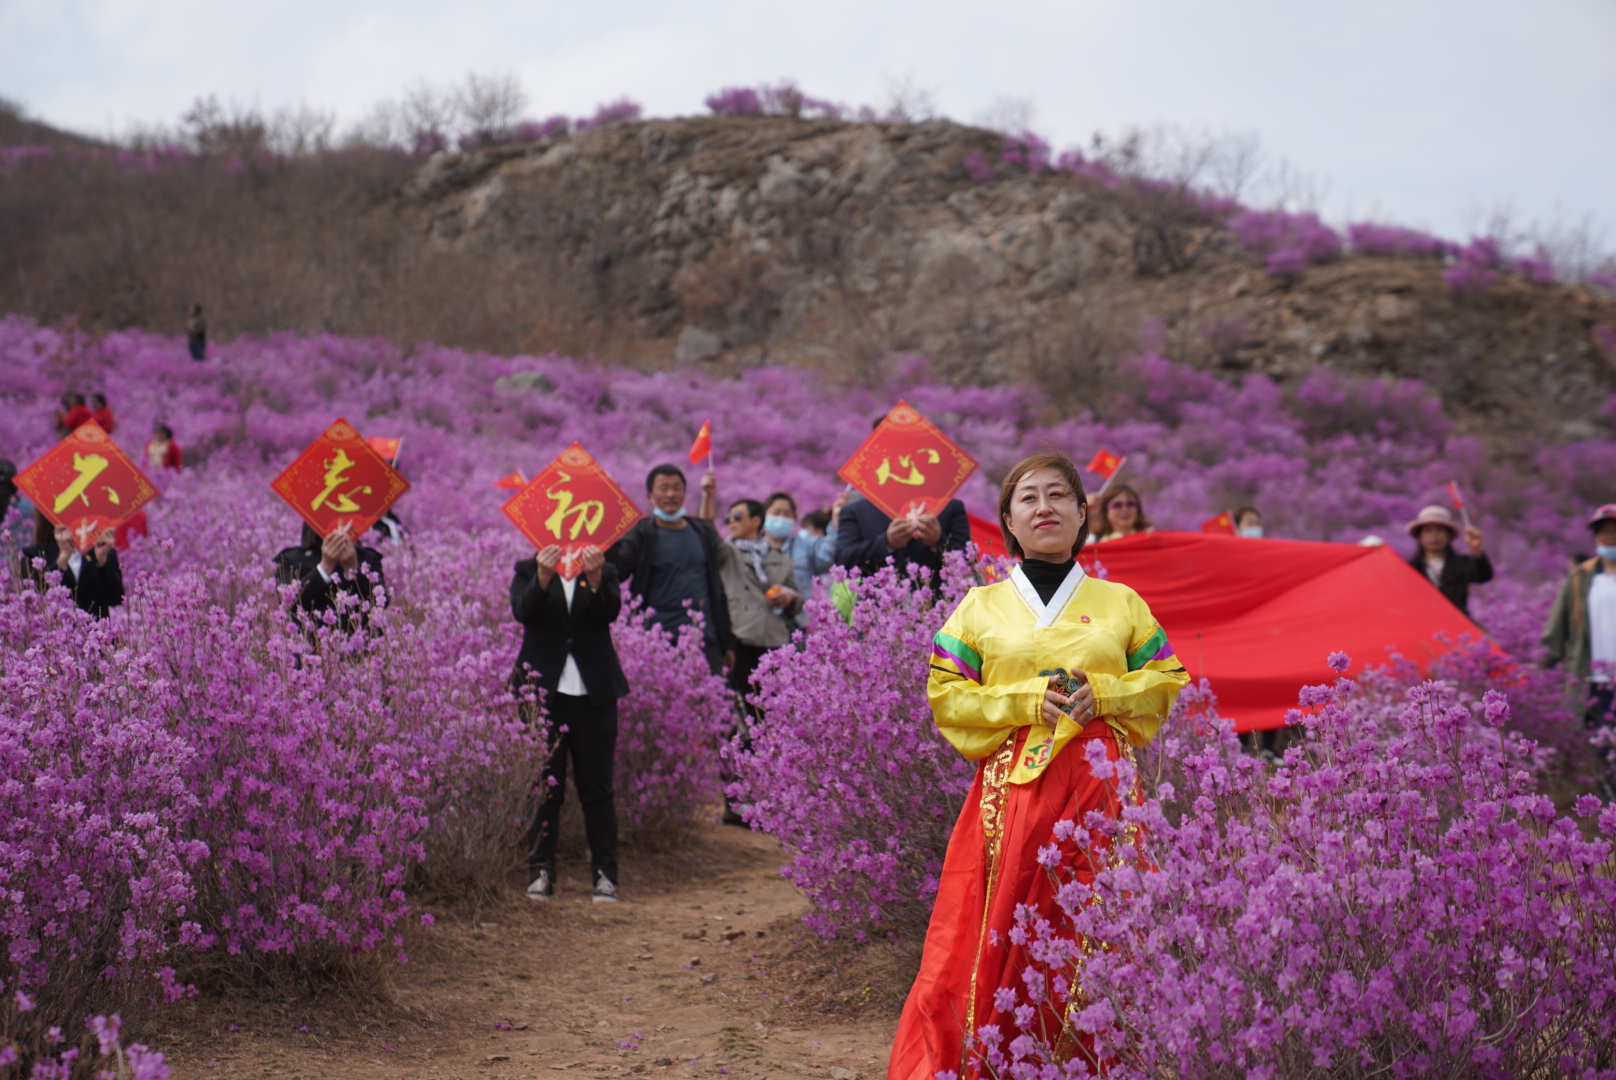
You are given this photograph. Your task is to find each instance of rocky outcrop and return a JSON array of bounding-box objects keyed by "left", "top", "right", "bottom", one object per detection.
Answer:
[{"left": 401, "top": 116, "right": 1616, "bottom": 440}]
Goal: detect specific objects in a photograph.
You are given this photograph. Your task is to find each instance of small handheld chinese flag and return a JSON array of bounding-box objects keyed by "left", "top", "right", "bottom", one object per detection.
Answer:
[
  {"left": 14, "top": 420, "right": 160, "bottom": 552},
  {"left": 838, "top": 401, "right": 978, "bottom": 520},
  {"left": 366, "top": 435, "right": 403, "bottom": 465},
  {"left": 1086, "top": 449, "right": 1123, "bottom": 479},
  {"left": 688, "top": 421, "right": 712, "bottom": 465},
  {"left": 1201, "top": 511, "right": 1237, "bottom": 535},
  {"left": 270, "top": 418, "right": 411, "bottom": 538},
  {"left": 493, "top": 471, "right": 527, "bottom": 490},
  {"left": 1446, "top": 480, "right": 1472, "bottom": 530},
  {"left": 502, "top": 443, "right": 643, "bottom": 580}
]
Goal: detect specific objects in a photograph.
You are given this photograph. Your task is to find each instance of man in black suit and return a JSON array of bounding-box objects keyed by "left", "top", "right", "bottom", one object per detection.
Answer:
[
  {"left": 272, "top": 521, "right": 387, "bottom": 631},
  {"left": 834, "top": 495, "right": 972, "bottom": 577},
  {"left": 20, "top": 519, "right": 124, "bottom": 619},
  {"left": 511, "top": 542, "right": 629, "bottom": 904}
]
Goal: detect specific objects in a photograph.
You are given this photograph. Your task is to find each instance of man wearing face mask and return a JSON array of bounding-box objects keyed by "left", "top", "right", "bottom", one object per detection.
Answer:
[
  {"left": 714, "top": 497, "right": 803, "bottom": 827},
  {"left": 607, "top": 464, "right": 735, "bottom": 673},
  {"left": 1234, "top": 506, "right": 1265, "bottom": 539},
  {"left": 759, "top": 490, "right": 849, "bottom": 627},
  {"left": 1543, "top": 503, "right": 1616, "bottom": 799}
]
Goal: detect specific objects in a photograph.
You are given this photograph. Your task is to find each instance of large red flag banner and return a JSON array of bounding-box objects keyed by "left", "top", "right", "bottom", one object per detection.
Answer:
[
  {"left": 838, "top": 401, "right": 978, "bottom": 520},
  {"left": 1081, "top": 530, "right": 1483, "bottom": 732},
  {"left": 14, "top": 420, "right": 160, "bottom": 552},
  {"left": 270, "top": 418, "right": 411, "bottom": 538},
  {"left": 967, "top": 511, "right": 1010, "bottom": 560},
  {"left": 502, "top": 443, "right": 643, "bottom": 580}
]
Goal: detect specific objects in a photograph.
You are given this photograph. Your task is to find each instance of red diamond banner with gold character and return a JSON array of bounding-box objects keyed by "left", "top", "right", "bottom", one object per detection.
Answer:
[
  {"left": 502, "top": 443, "right": 642, "bottom": 580},
  {"left": 838, "top": 400, "right": 978, "bottom": 520},
  {"left": 270, "top": 417, "right": 411, "bottom": 538},
  {"left": 15, "top": 420, "right": 160, "bottom": 552}
]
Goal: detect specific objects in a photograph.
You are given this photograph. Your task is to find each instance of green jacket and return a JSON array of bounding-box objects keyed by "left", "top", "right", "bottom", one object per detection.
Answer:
[{"left": 1541, "top": 558, "right": 1606, "bottom": 682}]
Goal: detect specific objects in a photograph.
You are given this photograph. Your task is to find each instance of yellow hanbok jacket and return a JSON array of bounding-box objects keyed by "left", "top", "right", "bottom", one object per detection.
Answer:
[{"left": 928, "top": 561, "right": 1189, "bottom": 785}]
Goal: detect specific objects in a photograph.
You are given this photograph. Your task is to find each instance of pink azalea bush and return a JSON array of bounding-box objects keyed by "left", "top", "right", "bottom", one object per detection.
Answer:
[
  {"left": 726, "top": 558, "right": 979, "bottom": 943},
  {"left": 612, "top": 605, "right": 733, "bottom": 846},
  {"left": 1228, "top": 209, "right": 1343, "bottom": 276},
  {"left": 1347, "top": 222, "right": 1454, "bottom": 260},
  {"left": 0, "top": 1003, "right": 169, "bottom": 1079},
  {"left": 0, "top": 313, "right": 1612, "bottom": 1042},
  {"left": 961, "top": 662, "right": 1616, "bottom": 1078}
]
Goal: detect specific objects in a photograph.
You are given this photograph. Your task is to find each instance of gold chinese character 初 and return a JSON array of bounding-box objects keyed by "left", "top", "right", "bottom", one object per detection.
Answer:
[
  {"left": 874, "top": 448, "right": 941, "bottom": 487},
  {"left": 53, "top": 452, "right": 111, "bottom": 514},
  {"left": 544, "top": 471, "right": 606, "bottom": 540},
  {"left": 310, "top": 449, "right": 373, "bottom": 514}
]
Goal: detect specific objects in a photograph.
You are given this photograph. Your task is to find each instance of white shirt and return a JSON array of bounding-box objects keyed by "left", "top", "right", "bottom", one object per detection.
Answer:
[
  {"left": 556, "top": 574, "right": 586, "bottom": 697},
  {"left": 67, "top": 549, "right": 84, "bottom": 579},
  {"left": 1423, "top": 557, "right": 1445, "bottom": 587},
  {"left": 1589, "top": 573, "right": 1616, "bottom": 683}
]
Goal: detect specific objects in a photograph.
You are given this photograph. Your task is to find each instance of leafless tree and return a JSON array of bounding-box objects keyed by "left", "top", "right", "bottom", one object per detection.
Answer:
[
  {"left": 879, "top": 72, "right": 939, "bottom": 123},
  {"left": 976, "top": 94, "right": 1037, "bottom": 136},
  {"left": 454, "top": 73, "right": 528, "bottom": 141},
  {"left": 182, "top": 94, "right": 269, "bottom": 158}
]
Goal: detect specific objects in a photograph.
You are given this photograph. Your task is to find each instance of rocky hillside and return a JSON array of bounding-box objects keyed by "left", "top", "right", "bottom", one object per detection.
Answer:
[
  {"left": 4, "top": 113, "right": 1614, "bottom": 440},
  {"left": 404, "top": 116, "right": 1616, "bottom": 440}
]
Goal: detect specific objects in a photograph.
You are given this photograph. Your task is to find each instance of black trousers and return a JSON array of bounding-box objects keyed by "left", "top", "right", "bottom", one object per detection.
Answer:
[
  {"left": 727, "top": 642, "right": 772, "bottom": 709},
  {"left": 528, "top": 694, "right": 619, "bottom": 885},
  {"left": 1587, "top": 685, "right": 1616, "bottom": 791}
]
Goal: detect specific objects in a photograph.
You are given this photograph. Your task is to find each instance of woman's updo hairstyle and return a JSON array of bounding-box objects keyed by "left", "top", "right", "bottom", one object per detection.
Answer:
[{"left": 998, "top": 452, "right": 1089, "bottom": 561}]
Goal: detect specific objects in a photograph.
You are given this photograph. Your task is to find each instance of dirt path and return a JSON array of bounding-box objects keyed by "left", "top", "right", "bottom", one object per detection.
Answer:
[{"left": 160, "top": 824, "right": 902, "bottom": 1079}]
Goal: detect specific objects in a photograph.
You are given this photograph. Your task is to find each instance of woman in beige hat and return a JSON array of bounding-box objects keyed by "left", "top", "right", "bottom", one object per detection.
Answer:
[{"left": 1406, "top": 505, "right": 1491, "bottom": 615}]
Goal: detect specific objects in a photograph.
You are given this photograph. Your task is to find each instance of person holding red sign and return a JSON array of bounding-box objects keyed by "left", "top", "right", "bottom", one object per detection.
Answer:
[
  {"left": 19, "top": 517, "right": 124, "bottom": 619},
  {"left": 836, "top": 493, "right": 970, "bottom": 577},
  {"left": 836, "top": 411, "right": 973, "bottom": 577},
  {"left": 511, "top": 542, "right": 629, "bottom": 904},
  {"left": 272, "top": 522, "right": 388, "bottom": 629},
  {"left": 890, "top": 452, "right": 1188, "bottom": 1080}
]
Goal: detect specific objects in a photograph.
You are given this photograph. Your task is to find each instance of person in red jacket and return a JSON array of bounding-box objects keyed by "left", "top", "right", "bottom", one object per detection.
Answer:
[
  {"left": 55, "top": 392, "right": 92, "bottom": 436},
  {"left": 144, "top": 423, "right": 183, "bottom": 471},
  {"left": 89, "top": 393, "right": 116, "bottom": 435}
]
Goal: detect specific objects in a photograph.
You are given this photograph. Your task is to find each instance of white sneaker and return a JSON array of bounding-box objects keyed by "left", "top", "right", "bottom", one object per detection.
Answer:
[
  {"left": 526, "top": 869, "right": 554, "bottom": 902},
  {"left": 591, "top": 871, "right": 618, "bottom": 903}
]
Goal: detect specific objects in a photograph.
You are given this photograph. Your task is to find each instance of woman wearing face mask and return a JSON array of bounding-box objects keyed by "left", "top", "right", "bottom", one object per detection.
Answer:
[
  {"left": 762, "top": 490, "right": 850, "bottom": 625},
  {"left": 889, "top": 452, "right": 1188, "bottom": 1079},
  {"left": 1235, "top": 506, "right": 1264, "bottom": 538},
  {"left": 1405, "top": 505, "right": 1491, "bottom": 616},
  {"left": 1090, "top": 484, "right": 1152, "bottom": 543}
]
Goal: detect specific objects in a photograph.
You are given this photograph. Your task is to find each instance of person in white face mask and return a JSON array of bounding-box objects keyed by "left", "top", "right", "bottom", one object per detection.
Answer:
[
  {"left": 1234, "top": 506, "right": 1265, "bottom": 538},
  {"left": 762, "top": 490, "right": 849, "bottom": 626},
  {"left": 1542, "top": 503, "right": 1616, "bottom": 799}
]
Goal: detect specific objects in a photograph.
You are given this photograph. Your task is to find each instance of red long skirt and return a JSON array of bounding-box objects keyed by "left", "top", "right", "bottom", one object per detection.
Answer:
[{"left": 888, "top": 721, "right": 1133, "bottom": 1080}]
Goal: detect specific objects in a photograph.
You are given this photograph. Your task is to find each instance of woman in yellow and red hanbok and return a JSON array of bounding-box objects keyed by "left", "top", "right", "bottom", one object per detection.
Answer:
[{"left": 888, "top": 452, "right": 1188, "bottom": 1080}]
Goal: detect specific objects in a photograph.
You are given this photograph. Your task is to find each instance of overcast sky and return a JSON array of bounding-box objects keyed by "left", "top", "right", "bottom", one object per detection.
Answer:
[{"left": 4, "top": 0, "right": 1613, "bottom": 255}]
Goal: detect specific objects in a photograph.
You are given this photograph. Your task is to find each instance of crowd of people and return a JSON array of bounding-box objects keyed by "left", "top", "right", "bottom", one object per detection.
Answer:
[{"left": 8, "top": 388, "right": 1616, "bottom": 904}]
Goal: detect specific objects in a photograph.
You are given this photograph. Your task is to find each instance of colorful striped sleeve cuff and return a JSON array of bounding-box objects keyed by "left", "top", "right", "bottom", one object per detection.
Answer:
[
  {"left": 1126, "top": 626, "right": 1179, "bottom": 672},
  {"left": 931, "top": 630, "right": 983, "bottom": 683}
]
